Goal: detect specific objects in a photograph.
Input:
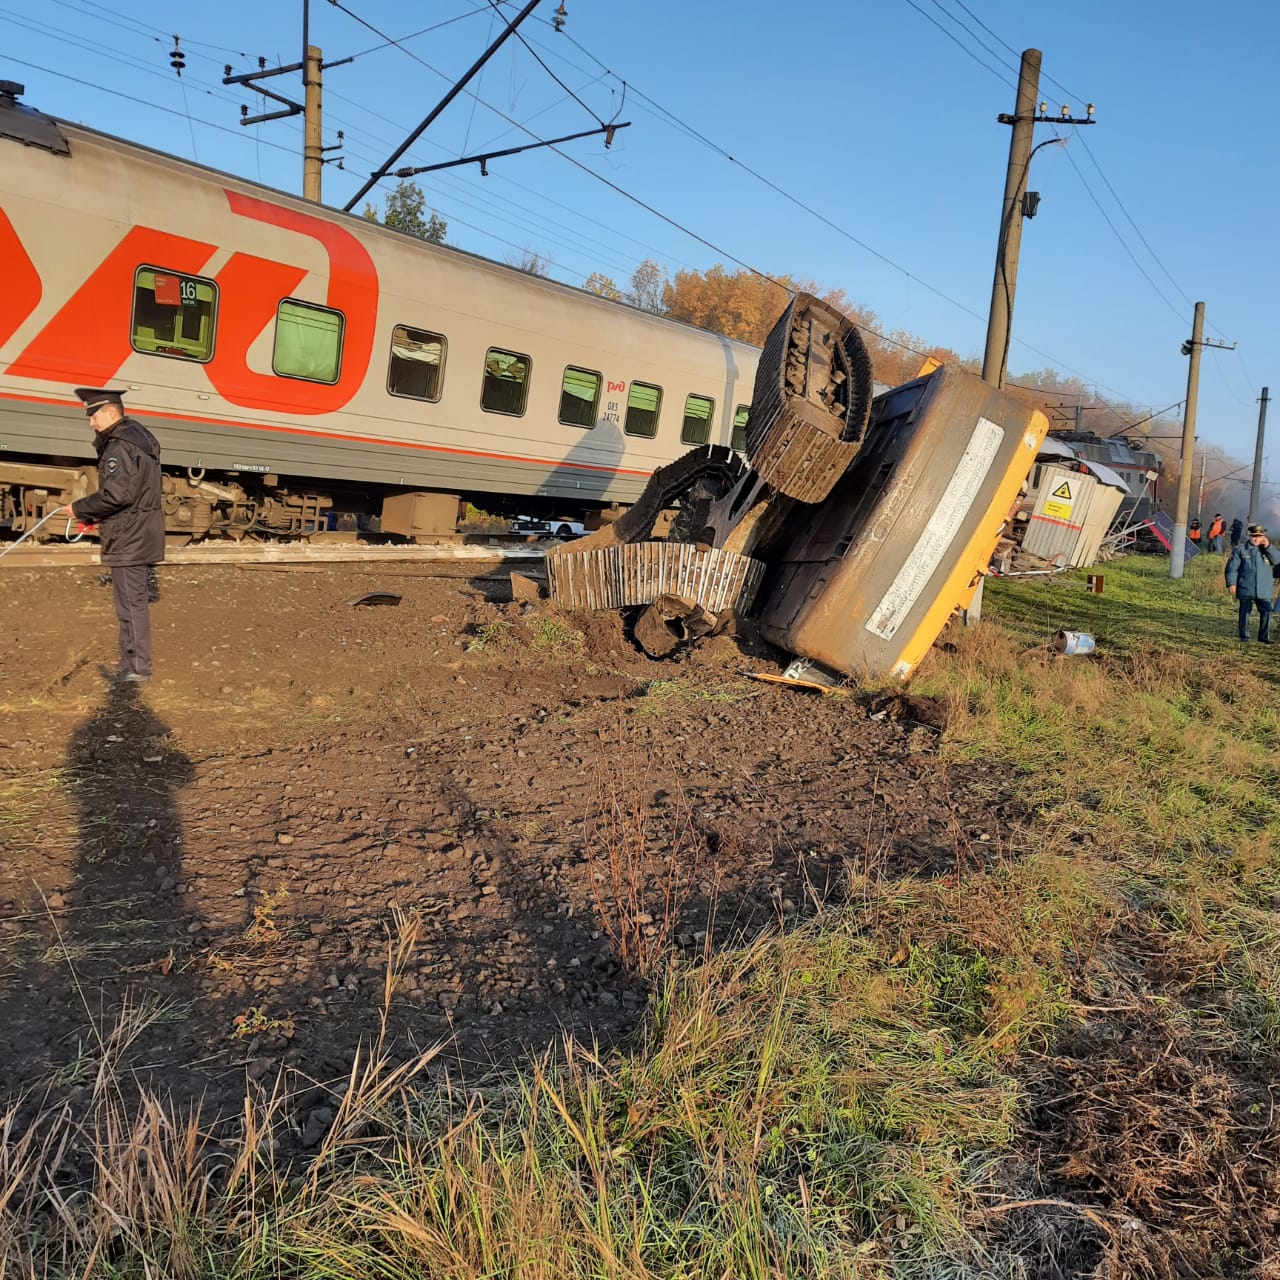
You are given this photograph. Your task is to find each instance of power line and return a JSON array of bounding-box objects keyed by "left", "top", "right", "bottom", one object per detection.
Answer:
[
  {"left": 1075, "top": 130, "right": 1195, "bottom": 312},
  {"left": 897, "top": 0, "right": 1016, "bottom": 85},
  {"left": 40, "top": 0, "right": 253, "bottom": 77},
  {"left": 547, "top": 23, "right": 1170, "bottom": 405},
  {"left": 17, "top": 0, "right": 265, "bottom": 113},
  {"left": 321, "top": 2, "right": 793, "bottom": 289},
  {"left": 926, "top": 0, "right": 1021, "bottom": 80},
  {"left": 929, "top": 0, "right": 1227, "bottom": 351},
  {"left": 1048, "top": 129, "right": 1186, "bottom": 324},
  {"left": 941, "top": 0, "right": 1086, "bottom": 103},
  {"left": 1104, "top": 400, "right": 1187, "bottom": 438},
  {"left": 482, "top": 0, "right": 605, "bottom": 125},
  {"left": 0, "top": 6, "right": 188, "bottom": 87},
  {"left": 344, "top": 9, "right": 488, "bottom": 62},
  {"left": 547, "top": 29, "right": 1004, "bottom": 327},
  {"left": 898, "top": 1, "right": 1228, "bottom": 371},
  {"left": 2, "top": 53, "right": 303, "bottom": 158}
]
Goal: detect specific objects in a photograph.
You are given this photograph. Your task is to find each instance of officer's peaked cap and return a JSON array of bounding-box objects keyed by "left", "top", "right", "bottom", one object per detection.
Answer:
[{"left": 73, "top": 386, "right": 126, "bottom": 415}]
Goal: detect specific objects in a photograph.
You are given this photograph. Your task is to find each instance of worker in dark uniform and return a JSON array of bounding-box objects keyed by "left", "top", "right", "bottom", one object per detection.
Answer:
[
  {"left": 58, "top": 387, "right": 165, "bottom": 681},
  {"left": 1225, "top": 525, "right": 1280, "bottom": 644}
]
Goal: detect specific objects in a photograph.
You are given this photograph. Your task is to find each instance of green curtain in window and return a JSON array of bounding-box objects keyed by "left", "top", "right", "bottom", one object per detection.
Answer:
[
  {"left": 628, "top": 382, "right": 660, "bottom": 412},
  {"left": 562, "top": 368, "right": 599, "bottom": 401},
  {"left": 685, "top": 396, "right": 712, "bottom": 421},
  {"left": 682, "top": 395, "right": 713, "bottom": 444},
  {"left": 276, "top": 303, "right": 342, "bottom": 382}
]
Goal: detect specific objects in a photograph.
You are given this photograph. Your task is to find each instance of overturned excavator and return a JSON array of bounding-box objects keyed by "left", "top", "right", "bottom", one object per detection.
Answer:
[{"left": 546, "top": 293, "right": 1049, "bottom": 681}]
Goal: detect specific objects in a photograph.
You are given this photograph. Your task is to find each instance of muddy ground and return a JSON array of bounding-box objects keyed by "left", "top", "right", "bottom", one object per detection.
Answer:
[{"left": 0, "top": 557, "right": 1022, "bottom": 1134}]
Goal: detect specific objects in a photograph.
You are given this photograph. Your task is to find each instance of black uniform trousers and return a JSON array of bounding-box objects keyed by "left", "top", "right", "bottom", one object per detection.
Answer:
[{"left": 110, "top": 564, "right": 153, "bottom": 677}]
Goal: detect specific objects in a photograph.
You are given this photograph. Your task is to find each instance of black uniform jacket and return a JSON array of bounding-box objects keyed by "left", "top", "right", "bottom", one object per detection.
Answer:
[{"left": 72, "top": 417, "right": 165, "bottom": 566}]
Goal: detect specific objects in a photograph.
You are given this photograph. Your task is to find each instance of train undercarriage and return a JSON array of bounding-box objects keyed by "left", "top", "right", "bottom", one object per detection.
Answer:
[{"left": 0, "top": 460, "right": 336, "bottom": 543}]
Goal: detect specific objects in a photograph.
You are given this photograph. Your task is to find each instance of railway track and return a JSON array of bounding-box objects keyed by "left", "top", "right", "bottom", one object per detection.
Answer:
[{"left": 0, "top": 537, "right": 548, "bottom": 569}]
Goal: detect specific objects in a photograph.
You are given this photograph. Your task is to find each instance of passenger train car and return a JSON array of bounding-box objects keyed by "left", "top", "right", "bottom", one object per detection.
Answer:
[{"left": 0, "top": 84, "right": 759, "bottom": 540}]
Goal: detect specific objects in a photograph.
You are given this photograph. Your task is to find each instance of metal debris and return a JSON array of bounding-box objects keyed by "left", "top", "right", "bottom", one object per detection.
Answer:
[
  {"left": 633, "top": 594, "right": 720, "bottom": 658},
  {"left": 545, "top": 542, "right": 763, "bottom": 614},
  {"left": 1053, "top": 629, "right": 1096, "bottom": 656}
]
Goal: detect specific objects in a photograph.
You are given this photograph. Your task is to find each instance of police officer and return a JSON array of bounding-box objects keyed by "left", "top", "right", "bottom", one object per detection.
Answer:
[
  {"left": 1225, "top": 524, "right": 1280, "bottom": 645},
  {"left": 58, "top": 387, "right": 165, "bottom": 681}
]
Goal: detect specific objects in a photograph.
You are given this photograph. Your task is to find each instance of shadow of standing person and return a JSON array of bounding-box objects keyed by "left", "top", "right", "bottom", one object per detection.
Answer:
[{"left": 0, "top": 674, "right": 195, "bottom": 1103}]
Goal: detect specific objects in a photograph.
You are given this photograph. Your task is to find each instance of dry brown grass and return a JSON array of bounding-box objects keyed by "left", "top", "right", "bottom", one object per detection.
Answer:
[
  {"left": 1021, "top": 1000, "right": 1280, "bottom": 1279},
  {"left": 582, "top": 721, "right": 711, "bottom": 978}
]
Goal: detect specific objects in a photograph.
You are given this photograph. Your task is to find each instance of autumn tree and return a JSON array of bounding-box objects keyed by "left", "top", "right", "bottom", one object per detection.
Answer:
[
  {"left": 583, "top": 272, "right": 622, "bottom": 301},
  {"left": 363, "top": 180, "right": 447, "bottom": 244},
  {"left": 662, "top": 264, "right": 792, "bottom": 345},
  {"left": 628, "top": 259, "right": 670, "bottom": 314},
  {"left": 506, "top": 249, "right": 552, "bottom": 277}
]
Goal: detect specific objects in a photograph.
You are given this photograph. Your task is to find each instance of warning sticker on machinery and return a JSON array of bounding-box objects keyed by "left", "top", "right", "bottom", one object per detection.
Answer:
[
  {"left": 865, "top": 416, "right": 1005, "bottom": 641},
  {"left": 1043, "top": 479, "right": 1074, "bottom": 521}
]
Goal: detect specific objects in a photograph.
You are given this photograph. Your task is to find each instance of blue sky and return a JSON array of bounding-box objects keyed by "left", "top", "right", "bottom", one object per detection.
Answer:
[{"left": 5, "top": 0, "right": 1278, "bottom": 489}]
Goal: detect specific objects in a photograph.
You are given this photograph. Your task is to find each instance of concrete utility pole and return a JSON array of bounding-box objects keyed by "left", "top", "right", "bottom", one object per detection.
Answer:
[
  {"left": 303, "top": 45, "right": 323, "bottom": 201},
  {"left": 223, "top": 0, "right": 348, "bottom": 201},
  {"left": 1249, "top": 387, "right": 1269, "bottom": 525},
  {"left": 1169, "top": 301, "right": 1205, "bottom": 579},
  {"left": 969, "top": 49, "right": 1037, "bottom": 625},
  {"left": 968, "top": 52, "right": 1094, "bottom": 622},
  {"left": 982, "top": 54, "right": 1096, "bottom": 389},
  {"left": 982, "top": 49, "right": 1041, "bottom": 388}
]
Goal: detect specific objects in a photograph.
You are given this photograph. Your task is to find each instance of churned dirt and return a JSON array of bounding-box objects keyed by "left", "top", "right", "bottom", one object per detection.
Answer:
[{"left": 0, "top": 556, "right": 1024, "bottom": 1135}]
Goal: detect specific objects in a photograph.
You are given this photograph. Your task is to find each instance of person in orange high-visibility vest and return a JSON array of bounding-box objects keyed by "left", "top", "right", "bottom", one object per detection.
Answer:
[
  {"left": 1207, "top": 513, "right": 1226, "bottom": 553},
  {"left": 1189, "top": 518, "right": 1202, "bottom": 546}
]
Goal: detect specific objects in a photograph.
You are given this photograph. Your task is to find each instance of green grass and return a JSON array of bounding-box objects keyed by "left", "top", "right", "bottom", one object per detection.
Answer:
[
  {"left": 914, "top": 553, "right": 1280, "bottom": 850},
  {"left": 981, "top": 546, "right": 1277, "bottom": 660},
  {"left": 466, "top": 614, "right": 586, "bottom": 656},
  {"left": 637, "top": 677, "right": 759, "bottom": 714}
]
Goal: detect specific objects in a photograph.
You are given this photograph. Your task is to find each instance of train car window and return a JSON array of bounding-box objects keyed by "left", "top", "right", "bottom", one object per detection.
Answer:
[
  {"left": 388, "top": 325, "right": 447, "bottom": 401},
  {"left": 623, "top": 381, "right": 662, "bottom": 438},
  {"left": 681, "top": 394, "right": 715, "bottom": 446},
  {"left": 131, "top": 267, "right": 217, "bottom": 362},
  {"left": 731, "top": 405, "right": 750, "bottom": 452},
  {"left": 559, "top": 366, "right": 601, "bottom": 428},
  {"left": 481, "top": 347, "right": 531, "bottom": 416},
  {"left": 274, "top": 300, "right": 344, "bottom": 383}
]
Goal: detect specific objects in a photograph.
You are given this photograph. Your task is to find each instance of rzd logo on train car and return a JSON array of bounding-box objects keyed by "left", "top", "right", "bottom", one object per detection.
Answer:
[{"left": 1, "top": 192, "right": 378, "bottom": 416}]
